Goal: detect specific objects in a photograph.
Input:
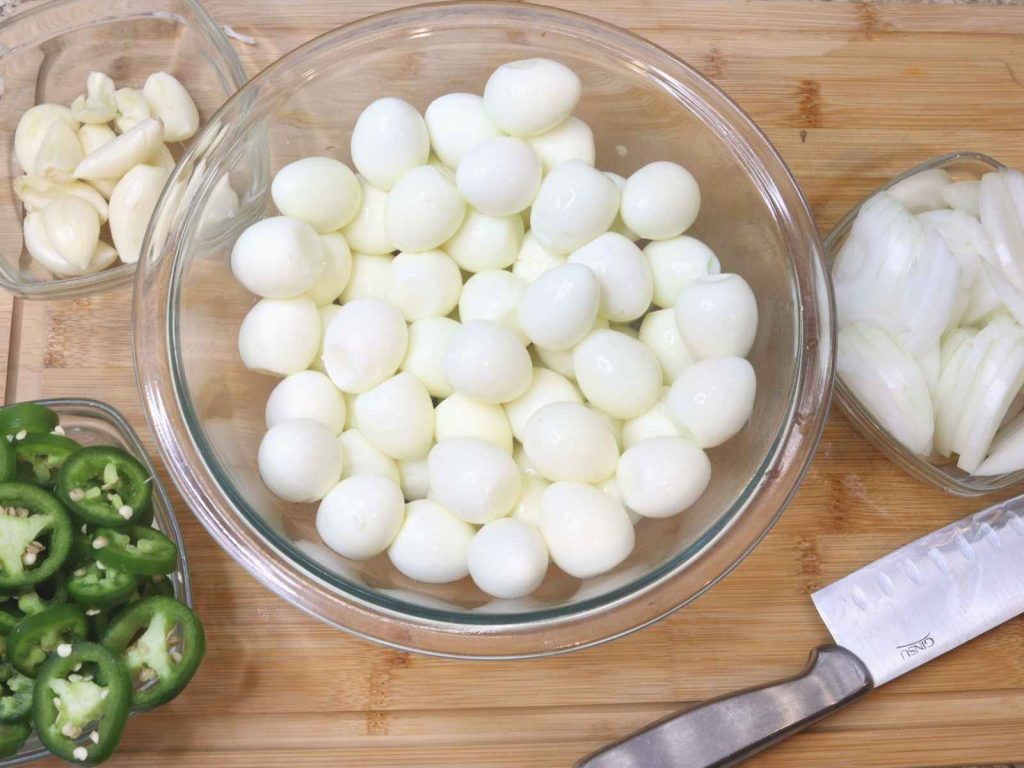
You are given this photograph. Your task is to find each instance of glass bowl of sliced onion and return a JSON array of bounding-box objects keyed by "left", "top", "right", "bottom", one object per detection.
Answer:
[{"left": 826, "top": 150, "right": 1024, "bottom": 497}]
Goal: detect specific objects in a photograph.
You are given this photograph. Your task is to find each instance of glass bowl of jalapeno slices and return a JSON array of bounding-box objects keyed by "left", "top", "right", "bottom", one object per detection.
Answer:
[{"left": 0, "top": 399, "right": 205, "bottom": 766}]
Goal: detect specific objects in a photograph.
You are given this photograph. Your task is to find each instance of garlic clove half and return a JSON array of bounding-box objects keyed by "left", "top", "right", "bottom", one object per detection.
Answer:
[
  {"left": 74, "top": 117, "right": 164, "bottom": 181},
  {"left": 24, "top": 212, "right": 81, "bottom": 276},
  {"left": 14, "top": 104, "right": 79, "bottom": 174},
  {"left": 114, "top": 87, "right": 151, "bottom": 133},
  {"left": 84, "top": 240, "right": 119, "bottom": 273},
  {"left": 14, "top": 175, "right": 109, "bottom": 223},
  {"left": 33, "top": 120, "right": 84, "bottom": 182},
  {"left": 108, "top": 163, "right": 170, "bottom": 264},
  {"left": 41, "top": 195, "right": 101, "bottom": 270},
  {"left": 70, "top": 72, "right": 117, "bottom": 124},
  {"left": 142, "top": 72, "right": 199, "bottom": 142},
  {"left": 78, "top": 123, "right": 116, "bottom": 154}
]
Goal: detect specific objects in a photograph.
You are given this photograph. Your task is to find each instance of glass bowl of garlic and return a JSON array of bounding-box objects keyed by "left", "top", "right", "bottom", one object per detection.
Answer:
[
  {"left": 133, "top": 2, "right": 833, "bottom": 658},
  {"left": 0, "top": 0, "right": 248, "bottom": 299}
]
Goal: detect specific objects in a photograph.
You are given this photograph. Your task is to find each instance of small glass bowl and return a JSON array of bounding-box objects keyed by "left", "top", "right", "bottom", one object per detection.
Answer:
[
  {"left": 824, "top": 151, "right": 1020, "bottom": 497},
  {"left": 0, "top": 0, "right": 247, "bottom": 299},
  {"left": 2, "top": 397, "right": 192, "bottom": 767}
]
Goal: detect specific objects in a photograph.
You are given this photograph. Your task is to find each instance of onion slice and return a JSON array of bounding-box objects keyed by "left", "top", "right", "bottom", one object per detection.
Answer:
[
  {"left": 976, "top": 410, "right": 1024, "bottom": 476},
  {"left": 979, "top": 170, "right": 1024, "bottom": 292},
  {"left": 888, "top": 168, "right": 953, "bottom": 214}
]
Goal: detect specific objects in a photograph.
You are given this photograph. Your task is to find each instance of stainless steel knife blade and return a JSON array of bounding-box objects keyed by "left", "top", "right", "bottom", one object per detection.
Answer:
[
  {"left": 577, "top": 495, "right": 1024, "bottom": 768},
  {"left": 812, "top": 495, "right": 1024, "bottom": 686}
]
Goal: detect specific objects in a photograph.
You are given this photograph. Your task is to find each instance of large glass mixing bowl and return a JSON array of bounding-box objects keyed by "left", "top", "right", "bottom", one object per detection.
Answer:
[{"left": 133, "top": 2, "right": 834, "bottom": 658}]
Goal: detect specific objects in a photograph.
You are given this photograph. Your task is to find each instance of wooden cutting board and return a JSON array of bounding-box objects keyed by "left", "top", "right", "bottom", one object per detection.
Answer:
[{"left": 8, "top": 1, "right": 1024, "bottom": 765}]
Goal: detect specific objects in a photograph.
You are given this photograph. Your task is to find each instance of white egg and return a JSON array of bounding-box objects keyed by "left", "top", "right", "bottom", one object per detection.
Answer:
[
  {"left": 622, "top": 389, "right": 680, "bottom": 448},
  {"left": 258, "top": 419, "right": 342, "bottom": 503},
  {"left": 388, "top": 499, "right": 475, "bottom": 583},
  {"left": 513, "top": 444, "right": 540, "bottom": 477},
  {"left": 322, "top": 298, "right": 408, "bottom": 393},
  {"left": 530, "top": 161, "right": 619, "bottom": 254},
  {"left": 341, "top": 176, "right": 392, "bottom": 255},
  {"left": 265, "top": 370, "right": 347, "bottom": 434},
  {"left": 523, "top": 401, "right": 618, "bottom": 483},
  {"left": 511, "top": 473, "right": 548, "bottom": 527},
  {"left": 592, "top": 407, "right": 625, "bottom": 451},
  {"left": 617, "top": 436, "right": 711, "bottom": 518},
  {"left": 387, "top": 250, "right": 463, "bottom": 321},
  {"left": 456, "top": 136, "right": 542, "bottom": 216},
  {"left": 644, "top": 235, "right": 721, "bottom": 308},
  {"left": 621, "top": 161, "right": 701, "bottom": 240},
  {"left": 483, "top": 58, "right": 581, "bottom": 137},
  {"left": 444, "top": 209, "right": 523, "bottom": 272},
  {"left": 517, "top": 263, "right": 600, "bottom": 351},
  {"left": 595, "top": 476, "right": 643, "bottom": 525},
  {"left": 271, "top": 156, "right": 362, "bottom": 233},
  {"left": 428, "top": 438, "right": 521, "bottom": 524},
  {"left": 310, "top": 305, "right": 342, "bottom": 374},
  {"left": 340, "top": 252, "right": 393, "bottom": 302},
  {"left": 573, "top": 329, "right": 661, "bottom": 419},
  {"left": 604, "top": 172, "right": 639, "bottom": 241},
  {"left": 443, "top": 320, "right": 532, "bottom": 404},
  {"left": 639, "top": 309, "right": 695, "bottom": 383},
  {"left": 424, "top": 92, "right": 501, "bottom": 169},
  {"left": 337, "top": 429, "right": 401, "bottom": 483},
  {"left": 239, "top": 296, "right": 321, "bottom": 376},
  {"left": 527, "top": 116, "right": 594, "bottom": 172},
  {"left": 353, "top": 373, "right": 434, "bottom": 460},
  {"left": 231, "top": 216, "right": 325, "bottom": 299},
  {"left": 317, "top": 474, "right": 405, "bottom": 560},
  {"left": 667, "top": 357, "right": 756, "bottom": 448},
  {"left": 468, "top": 518, "right": 550, "bottom": 599},
  {"left": 674, "top": 274, "right": 758, "bottom": 359},
  {"left": 401, "top": 316, "right": 459, "bottom": 397},
  {"left": 534, "top": 345, "right": 576, "bottom": 380},
  {"left": 459, "top": 270, "right": 528, "bottom": 341},
  {"left": 513, "top": 232, "right": 567, "bottom": 282},
  {"left": 398, "top": 454, "right": 431, "bottom": 501},
  {"left": 434, "top": 392, "right": 513, "bottom": 453},
  {"left": 540, "top": 482, "right": 635, "bottom": 579},
  {"left": 504, "top": 368, "right": 583, "bottom": 443},
  {"left": 568, "top": 232, "right": 653, "bottom": 322},
  {"left": 350, "top": 97, "right": 430, "bottom": 190},
  {"left": 385, "top": 165, "right": 465, "bottom": 253},
  {"left": 306, "top": 233, "right": 352, "bottom": 306}
]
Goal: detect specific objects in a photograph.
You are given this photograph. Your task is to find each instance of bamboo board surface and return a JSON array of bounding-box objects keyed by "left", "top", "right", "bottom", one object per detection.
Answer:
[{"left": 7, "top": 0, "right": 1024, "bottom": 765}]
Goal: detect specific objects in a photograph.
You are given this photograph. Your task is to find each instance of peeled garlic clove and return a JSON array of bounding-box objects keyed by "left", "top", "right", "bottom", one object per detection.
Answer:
[
  {"left": 143, "top": 72, "right": 199, "bottom": 142},
  {"left": 14, "top": 175, "right": 108, "bottom": 223},
  {"left": 23, "top": 212, "right": 81, "bottom": 276},
  {"left": 34, "top": 120, "right": 84, "bottom": 182},
  {"left": 70, "top": 72, "right": 117, "bottom": 124},
  {"left": 84, "top": 240, "right": 118, "bottom": 274},
  {"left": 89, "top": 178, "right": 118, "bottom": 200},
  {"left": 114, "top": 87, "right": 151, "bottom": 133},
  {"left": 78, "top": 123, "right": 116, "bottom": 154},
  {"left": 41, "top": 195, "right": 100, "bottom": 270},
  {"left": 147, "top": 142, "right": 176, "bottom": 173},
  {"left": 108, "top": 164, "right": 170, "bottom": 264},
  {"left": 74, "top": 117, "right": 164, "bottom": 181},
  {"left": 14, "top": 104, "right": 78, "bottom": 173}
]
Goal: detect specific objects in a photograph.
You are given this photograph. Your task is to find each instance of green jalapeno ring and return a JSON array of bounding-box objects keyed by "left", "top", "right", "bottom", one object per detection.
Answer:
[
  {"left": 67, "top": 562, "right": 138, "bottom": 611},
  {"left": 0, "top": 721, "right": 30, "bottom": 758},
  {"left": 93, "top": 526, "right": 178, "bottom": 577},
  {"left": 0, "top": 440, "right": 15, "bottom": 484},
  {"left": 14, "top": 433, "right": 82, "bottom": 488},
  {"left": 0, "top": 662, "right": 33, "bottom": 724},
  {"left": 0, "top": 483, "right": 73, "bottom": 591},
  {"left": 6, "top": 604, "right": 88, "bottom": 678},
  {"left": 102, "top": 596, "right": 205, "bottom": 710},
  {"left": 56, "top": 447, "right": 153, "bottom": 528},
  {"left": 31, "top": 641, "right": 131, "bottom": 764},
  {"left": 16, "top": 572, "right": 67, "bottom": 616},
  {"left": 0, "top": 404, "right": 59, "bottom": 439}
]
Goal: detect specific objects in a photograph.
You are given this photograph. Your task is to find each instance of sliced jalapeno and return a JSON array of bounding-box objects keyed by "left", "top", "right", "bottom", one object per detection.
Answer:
[
  {"left": 16, "top": 572, "right": 67, "bottom": 616},
  {"left": 0, "top": 439, "right": 15, "bottom": 484},
  {"left": 102, "top": 596, "right": 204, "bottom": 710},
  {"left": 32, "top": 641, "right": 130, "bottom": 764},
  {"left": 93, "top": 526, "right": 178, "bottom": 577},
  {"left": 0, "top": 483, "right": 73, "bottom": 591},
  {"left": 7, "top": 604, "right": 88, "bottom": 677},
  {"left": 0, "top": 662, "right": 32, "bottom": 723},
  {"left": 56, "top": 447, "right": 152, "bottom": 528},
  {"left": 0, "top": 404, "right": 59, "bottom": 439},
  {"left": 15, "top": 433, "right": 81, "bottom": 488},
  {"left": 0, "top": 601, "right": 23, "bottom": 635},
  {"left": 138, "top": 575, "right": 174, "bottom": 600},
  {"left": 0, "top": 721, "right": 30, "bottom": 758},
  {"left": 67, "top": 563, "right": 137, "bottom": 610}
]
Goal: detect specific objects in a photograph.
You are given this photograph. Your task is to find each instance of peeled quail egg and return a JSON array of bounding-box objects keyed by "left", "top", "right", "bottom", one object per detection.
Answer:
[
  {"left": 621, "top": 161, "right": 701, "bottom": 240},
  {"left": 617, "top": 436, "right": 711, "bottom": 518},
  {"left": 513, "top": 232, "right": 566, "bottom": 282},
  {"left": 674, "top": 273, "right": 758, "bottom": 359},
  {"left": 483, "top": 58, "right": 581, "bottom": 137},
  {"left": 504, "top": 368, "right": 582, "bottom": 442},
  {"left": 540, "top": 482, "right": 634, "bottom": 579},
  {"left": 455, "top": 136, "right": 542, "bottom": 216},
  {"left": 266, "top": 370, "right": 347, "bottom": 435},
  {"left": 317, "top": 474, "right": 405, "bottom": 560},
  {"left": 458, "top": 270, "right": 527, "bottom": 342},
  {"left": 272, "top": 157, "right": 362, "bottom": 233},
  {"left": 522, "top": 401, "right": 618, "bottom": 483},
  {"left": 388, "top": 499, "right": 474, "bottom": 583},
  {"left": 424, "top": 92, "right": 501, "bottom": 169},
  {"left": 351, "top": 97, "right": 430, "bottom": 190},
  {"left": 517, "top": 263, "right": 600, "bottom": 351},
  {"left": 530, "top": 161, "right": 619, "bottom": 254},
  {"left": 230, "top": 216, "right": 324, "bottom": 298},
  {"left": 443, "top": 320, "right": 532, "bottom": 404},
  {"left": 443, "top": 209, "right": 524, "bottom": 273},
  {"left": 401, "top": 316, "right": 459, "bottom": 398},
  {"left": 511, "top": 473, "right": 548, "bottom": 528},
  {"left": 354, "top": 373, "right": 434, "bottom": 460},
  {"left": 337, "top": 429, "right": 401, "bottom": 483},
  {"left": 398, "top": 454, "right": 431, "bottom": 501},
  {"left": 434, "top": 392, "right": 513, "bottom": 453},
  {"left": 428, "top": 438, "right": 521, "bottom": 524},
  {"left": 341, "top": 176, "right": 392, "bottom": 254},
  {"left": 385, "top": 165, "right": 466, "bottom": 252},
  {"left": 622, "top": 390, "right": 680, "bottom": 448},
  {"left": 667, "top": 357, "right": 756, "bottom": 448},
  {"left": 340, "top": 252, "right": 393, "bottom": 303},
  {"left": 638, "top": 308, "right": 695, "bottom": 382},
  {"left": 387, "top": 249, "right": 463, "bottom": 321},
  {"left": 306, "top": 233, "right": 352, "bottom": 306},
  {"left": 322, "top": 298, "right": 408, "bottom": 393},
  {"left": 645, "top": 235, "right": 721, "bottom": 308},
  {"left": 468, "top": 518, "right": 550, "bottom": 599},
  {"left": 573, "top": 329, "right": 661, "bottom": 419},
  {"left": 568, "top": 232, "right": 653, "bottom": 322},
  {"left": 238, "top": 296, "right": 321, "bottom": 376},
  {"left": 258, "top": 419, "right": 342, "bottom": 503},
  {"left": 527, "top": 116, "right": 595, "bottom": 172}
]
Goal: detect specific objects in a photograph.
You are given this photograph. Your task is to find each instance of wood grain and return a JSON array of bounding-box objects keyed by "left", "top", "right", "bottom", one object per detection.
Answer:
[{"left": 6, "top": 0, "right": 1024, "bottom": 766}]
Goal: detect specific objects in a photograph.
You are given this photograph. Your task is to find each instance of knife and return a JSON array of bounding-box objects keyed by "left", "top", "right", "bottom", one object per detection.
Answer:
[{"left": 576, "top": 495, "right": 1024, "bottom": 768}]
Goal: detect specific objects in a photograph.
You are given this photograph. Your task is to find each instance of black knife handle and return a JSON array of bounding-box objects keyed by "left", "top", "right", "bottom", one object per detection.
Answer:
[{"left": 575, "top": 645, "right": 873, "bottom": 768}]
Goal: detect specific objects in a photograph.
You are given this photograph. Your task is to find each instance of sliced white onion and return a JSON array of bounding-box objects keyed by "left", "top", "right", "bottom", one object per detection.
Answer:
[
  {"left": 887, "top": 168, "right": 952, "bottom": 214},
  {"left": 975, "top": 410, "right": 1024, "bottom": 476},
  {"left": 978, "top": 170, "right": 1024, "bottom": 292}
]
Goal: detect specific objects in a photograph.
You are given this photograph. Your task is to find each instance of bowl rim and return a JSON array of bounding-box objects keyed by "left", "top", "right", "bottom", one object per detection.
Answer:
[
  {"left": 0, "top": 0, "right": 249, "bottom": 300},
  {"left": 133, "top": 0, "right": 835, "bottom": 658}
]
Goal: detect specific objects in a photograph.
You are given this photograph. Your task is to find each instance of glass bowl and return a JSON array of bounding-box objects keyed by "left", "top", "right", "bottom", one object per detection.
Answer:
[
  {"left": 134, "top": 1, "right": 833, "bottom": 658},
  {"left": 0, "top": 0, "right": 248, "bottom": 299},
  {"left": 824, "top": 151, "right": 1018, "bottom": 498},
  {"left": 2, "top": 397, "right": 192, "bottom": 767}
]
